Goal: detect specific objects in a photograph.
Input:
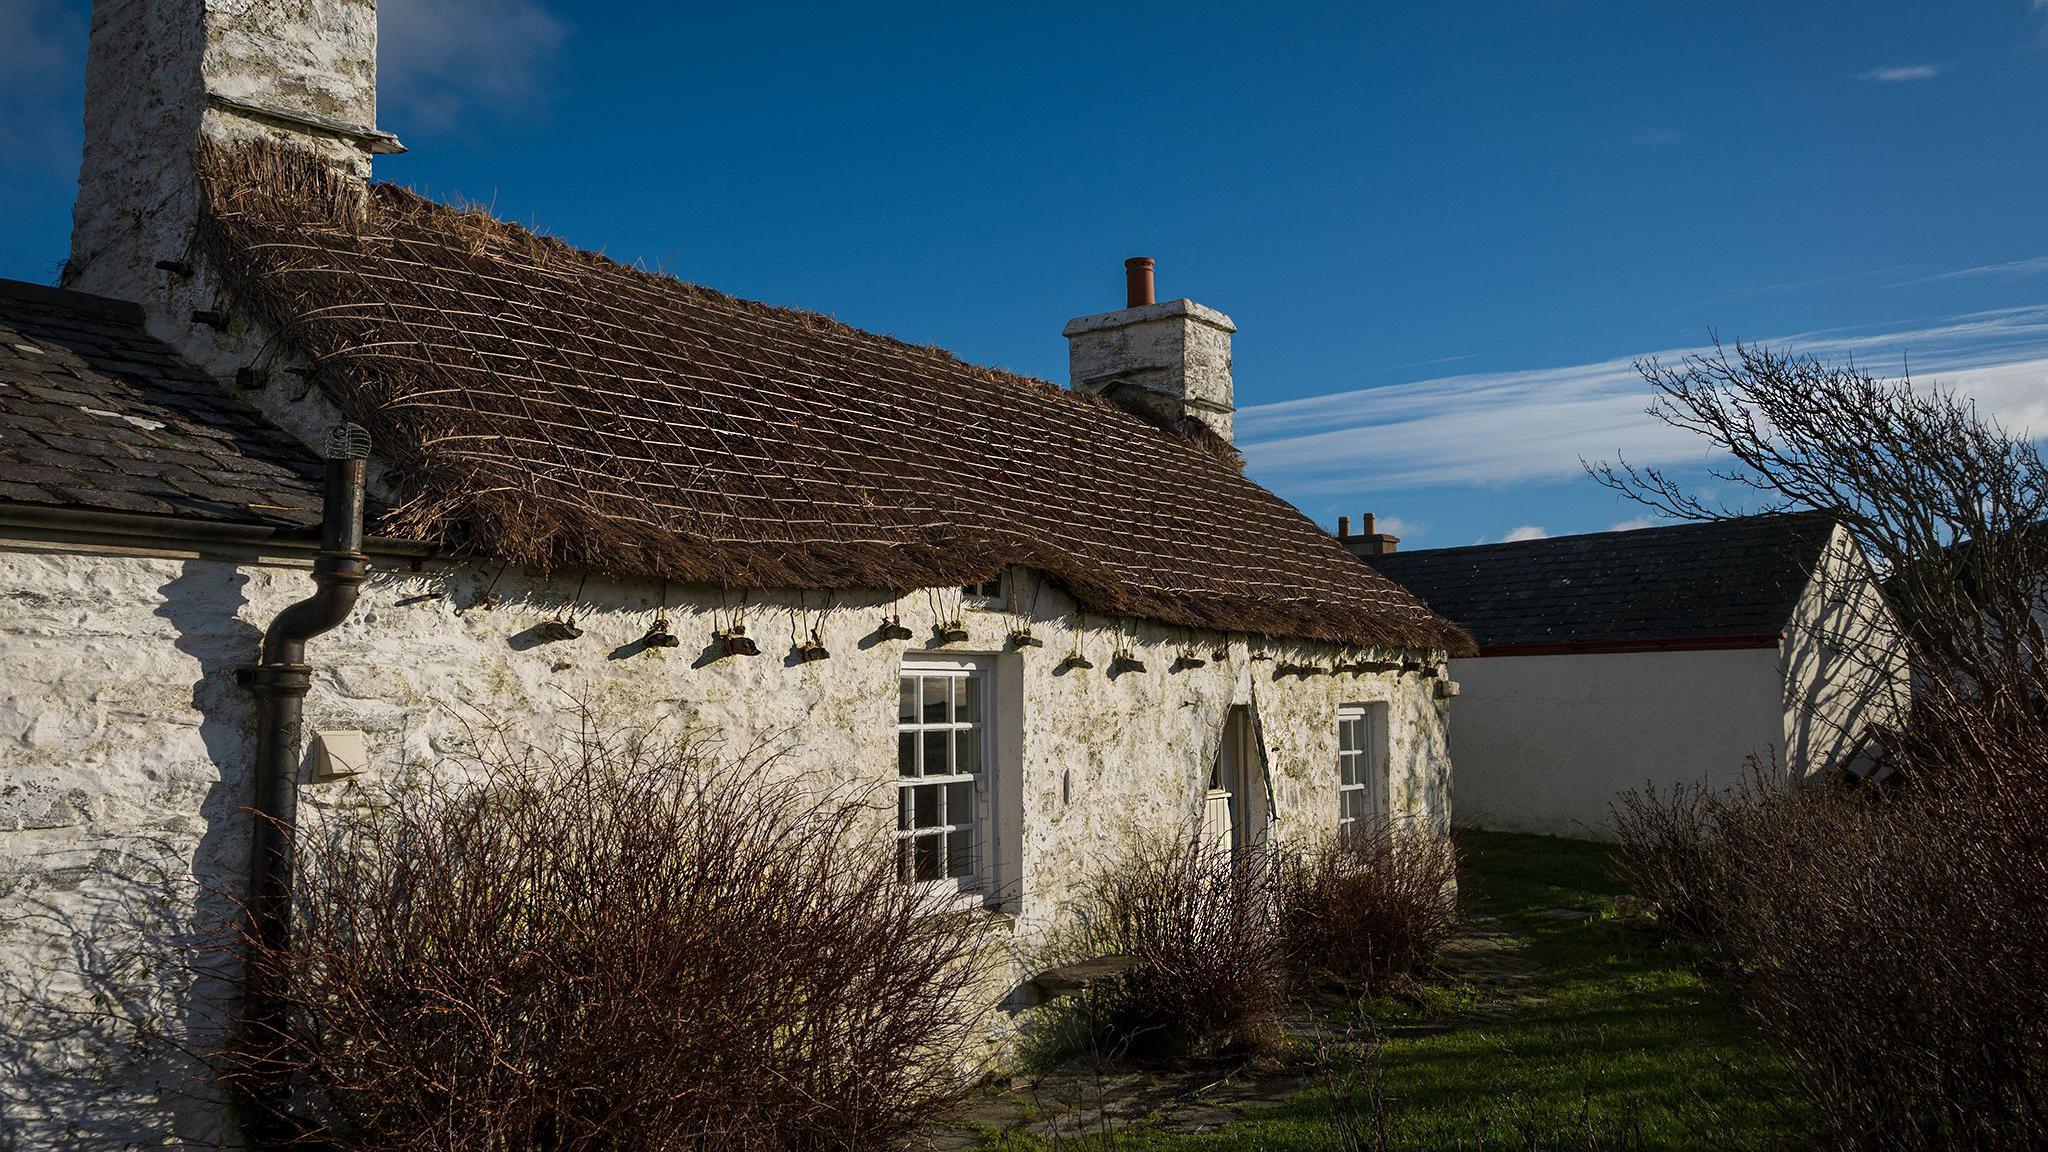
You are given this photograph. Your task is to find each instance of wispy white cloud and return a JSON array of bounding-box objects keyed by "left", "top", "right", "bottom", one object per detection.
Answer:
[
  {"left": 1889, "top": 254, "right": 2048, "bottom": 287},
  {"left": 1377, "top": 352, "right": 1480, "bottom": 375},
  {"left": 1860, "top": 63, "right": 1945, "bottom": 82},
  {"left": 1241, "top": 354, "right": 1707, "bottom": 494},
  {"left": 1239, "top": 305, "right": 2048, "bottom": 495},
  {"left": 1501, "top": 525, "right": 1550, "bottom": 542},
  {"left": 1629, "top": 127, "right": 1681, "bottom": 148},
  {"left": 1609, "top": 515, "right": 1660, "bottom": 532},
  {"left": 1373, "top": 515, "right": 1421, "bottom": 539},
  {"left": 379, "top": 0, "right": 568, "bottom": 130},
  {"left": 1712, "top": 263, "right": 1916, "bottom": 301}
]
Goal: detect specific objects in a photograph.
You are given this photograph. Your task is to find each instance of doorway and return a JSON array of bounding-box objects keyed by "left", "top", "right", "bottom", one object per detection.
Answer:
[{"left": 1203, "top": 705, "right": 1269, "bottom": 856}]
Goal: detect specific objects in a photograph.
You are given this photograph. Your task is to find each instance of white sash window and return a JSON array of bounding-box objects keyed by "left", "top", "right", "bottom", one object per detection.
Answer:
[
  {"left": 897, "top": 657, "right": 994, "bottom": 893},
  {"left": 1338, "top": 704, "right": 1387, "bottom": 839}
]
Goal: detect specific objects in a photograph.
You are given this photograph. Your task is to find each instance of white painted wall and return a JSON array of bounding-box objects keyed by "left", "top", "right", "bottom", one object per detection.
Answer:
[
  {"left": 1445, "top": 647, "right": 1785, "bottom": 839},
  {"left": 1448, "top": 525, "right": 1909, "bottom": 840},
  {"left": 0, "top": 529, "right": 1450, "bottom": 1147},
  {"left": 1781, "top": 525, "right": 1912, "bottom": 775}
]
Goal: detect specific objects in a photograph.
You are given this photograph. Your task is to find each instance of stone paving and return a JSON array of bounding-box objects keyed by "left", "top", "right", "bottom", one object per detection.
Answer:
[{"left": 925, "top": 912, "right": 1551, "bottom": 1148}]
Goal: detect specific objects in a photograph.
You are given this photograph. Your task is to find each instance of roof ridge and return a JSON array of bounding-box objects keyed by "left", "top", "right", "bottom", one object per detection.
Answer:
[
  {"left": 371, "top": 181, "right": 1073, "bottom": 400},
  {"left": 356, "top": 180, "right": 1249, "bottom": 480},
  {"left": 1388, "top": 511, "right": 1840, "bottom": 557},
  {"left": 0, "top": 278, "right": 147, "bottom": 327}
]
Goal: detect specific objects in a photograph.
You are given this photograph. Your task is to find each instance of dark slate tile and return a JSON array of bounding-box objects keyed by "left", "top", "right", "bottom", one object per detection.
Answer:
[
  {"left": 1365, "top": 513, "right": 1838, "bottom": 648},
  {"left": 0, "top": 279, "right": 325, "bottom": 532}
]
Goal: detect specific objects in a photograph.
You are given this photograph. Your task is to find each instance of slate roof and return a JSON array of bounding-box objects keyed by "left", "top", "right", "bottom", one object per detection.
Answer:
[
  {"left": 187, "top": 141, "right": 1470, "bottom": 652},
  {"left": 1360, "top": 513, "right": 1840, "bottom": 652},
  {"left": 0, "top": 278, "right": 325, "bottom": 530}
]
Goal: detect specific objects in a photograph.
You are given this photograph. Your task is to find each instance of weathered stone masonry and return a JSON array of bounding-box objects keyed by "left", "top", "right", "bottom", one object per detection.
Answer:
[{"left": 0, "top": 535, "right": 1450, "bottom": 1142}]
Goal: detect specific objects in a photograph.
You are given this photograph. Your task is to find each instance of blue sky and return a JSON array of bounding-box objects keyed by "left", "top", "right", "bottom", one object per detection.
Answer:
[{"left": 4, "top": 1, "right": 2047, "bottom": 547}]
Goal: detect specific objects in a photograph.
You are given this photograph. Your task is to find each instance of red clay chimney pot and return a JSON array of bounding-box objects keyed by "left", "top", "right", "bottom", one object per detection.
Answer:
[{"left": 1125, "top": 256, "right": 1155, "bottom": 308}]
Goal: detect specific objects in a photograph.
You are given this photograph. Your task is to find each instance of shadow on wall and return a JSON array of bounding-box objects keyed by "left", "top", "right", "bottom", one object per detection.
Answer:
[
  {"left": 0, "top": 559, "right": 260, "bottom": 1147},
  {"left": 0, "top": 842, "right": 239, "bottom": 1148},
  {"left": 1780, "top": 536, "right": 1911, "bottom": 781}
]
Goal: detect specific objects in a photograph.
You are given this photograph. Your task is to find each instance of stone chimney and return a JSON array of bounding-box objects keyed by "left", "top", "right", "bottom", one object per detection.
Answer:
[
  {"left": 1338, "top": 513, "right": 1399, "bottom": 557},
  {"left": 64, "top": 0, "right": 400, "bottom": 309},
  {"left": 1063, "top": 257, "right": 1237, "bottom": 443}
]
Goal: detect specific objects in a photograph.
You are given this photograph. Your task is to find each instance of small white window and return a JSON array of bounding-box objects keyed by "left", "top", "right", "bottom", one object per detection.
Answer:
[
  {"left": 1337, "top": 704, "right": 1387, "bottom": 839},
  {"left": 961, "top": 572, "right": 1005, "bottom": 604},
  {"left": 897, "top": 657, "right": 995, "bottom": 894}
]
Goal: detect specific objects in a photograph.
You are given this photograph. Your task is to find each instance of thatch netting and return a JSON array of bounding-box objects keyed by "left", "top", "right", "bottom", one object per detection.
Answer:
[{"left": 195, "top": 141, "right": 1472, "bottom": 653}]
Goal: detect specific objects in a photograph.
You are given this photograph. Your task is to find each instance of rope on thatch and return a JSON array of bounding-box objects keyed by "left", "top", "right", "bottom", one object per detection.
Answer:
[{"left": 192, "top": 139, "right": 1474, "bottom": 655}]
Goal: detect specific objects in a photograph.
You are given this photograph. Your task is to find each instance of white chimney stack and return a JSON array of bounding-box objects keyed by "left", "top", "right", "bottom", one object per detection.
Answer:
[
  {"left": 64, "top": 0, "right": 400, "bottom": 307},
  {"left": 1063, "top": 257, "right": 1237, "bottom": 444}
]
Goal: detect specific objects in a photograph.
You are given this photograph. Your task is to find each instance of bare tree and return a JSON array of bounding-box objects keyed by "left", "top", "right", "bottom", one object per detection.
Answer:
[{"left": 1590, "top": 340, "right": 2048, "bottom": 739}]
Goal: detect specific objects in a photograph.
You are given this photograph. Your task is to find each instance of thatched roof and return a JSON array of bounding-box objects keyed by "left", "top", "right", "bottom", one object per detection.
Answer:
[{"left": 196, "top": 143, "right": 1470, "bottom": 653}]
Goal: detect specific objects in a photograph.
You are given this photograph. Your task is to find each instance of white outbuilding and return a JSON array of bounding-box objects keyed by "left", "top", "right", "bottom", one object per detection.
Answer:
[{"left": 1352, "top": 514, "right": 1908, "bottom": 838}]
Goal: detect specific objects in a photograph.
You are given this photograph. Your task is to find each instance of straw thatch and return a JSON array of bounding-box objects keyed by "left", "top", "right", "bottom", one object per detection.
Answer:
[{"left": 195, "top": 141, "right": 1471, "bottom": 653}]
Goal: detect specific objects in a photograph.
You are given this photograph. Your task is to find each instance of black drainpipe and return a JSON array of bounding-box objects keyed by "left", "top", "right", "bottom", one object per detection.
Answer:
[{"left": 240, "top": 424, "right": 371, "bottom": 1143}]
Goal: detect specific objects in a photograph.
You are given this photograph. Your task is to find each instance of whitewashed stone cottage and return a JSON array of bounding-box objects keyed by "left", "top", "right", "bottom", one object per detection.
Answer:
[
  {"left": 1351, "top": 514, "right": 1907, "bottom": 838},
  {"left": 0, "top": 1, "right": 1469, "bottom": 1143}
]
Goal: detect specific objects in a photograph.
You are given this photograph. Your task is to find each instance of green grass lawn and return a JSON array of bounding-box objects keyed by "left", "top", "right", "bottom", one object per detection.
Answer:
[{"left": 983, "top": 830, "right": 1796, "bottom": 1151}]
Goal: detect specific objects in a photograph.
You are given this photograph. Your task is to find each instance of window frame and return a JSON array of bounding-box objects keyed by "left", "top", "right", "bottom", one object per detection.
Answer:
[
  {"left": 960, "top": 570, "right": 1006, "bottom": 606},
  {"left": 1336, "top": 703, "right": 1387, "bottom": 839},
  {"left": 896, "top": 655, "right": 998, "bottom": 900}
]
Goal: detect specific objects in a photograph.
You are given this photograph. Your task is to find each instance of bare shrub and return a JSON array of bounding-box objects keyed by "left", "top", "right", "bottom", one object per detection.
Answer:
[
  {"left": 1608, "top": 779, "right": 1733, "bottom": 941},
  {"left": 1702, "top": 772, "right": 2048, "bottom": 1151},
  {"left": 1597, "top": 344, "right": 2048, "bottom": 1148},
  {"left": 1067, "top": 836, "right": 1285, "bottom": 1061},
  {"left": 1277, "top": 827, "right": 1458, "bottom": 992},
  {"left": 1041, "top": 829, "right": 1456, "bottom": 1066},
  {"left": 224, "top": 723, "right": 995, "bottom": 1151},
  {"left": 1306, "top": 1014, "right": 1389, "bottom": 1152}
]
